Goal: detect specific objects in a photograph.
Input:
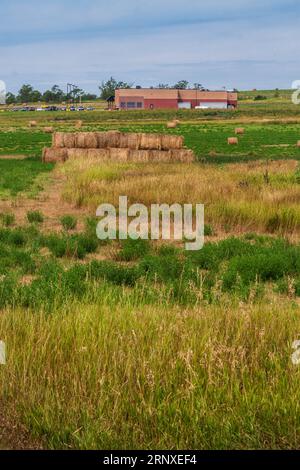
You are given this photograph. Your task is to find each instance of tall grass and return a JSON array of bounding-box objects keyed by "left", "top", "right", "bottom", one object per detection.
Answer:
[
  {"left": 59, "top": 158, "right": 300, "bottom": 235},
  {"left": 1, "top": 295, "right": 300, "bottom": 449}
]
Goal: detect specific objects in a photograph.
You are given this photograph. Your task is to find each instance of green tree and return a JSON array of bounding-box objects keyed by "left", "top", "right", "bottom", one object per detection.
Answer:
[
  {"left": 157, "top": 83, "right": 170, "bottom": 89},
  {"left": 99, "top": 77, "right": 133, "bottom": 100},
  {"left": 43, "top": 85, "right": 65, "bottom": 103},
  {"left": 173, "top": 80, "right": 189, "bottom": 89},
  {"left": 5, "top": 92, "right": 16, "bottom": 105},
  {"left": 17, "top": 84, "right": 41, "bottom": 103}
]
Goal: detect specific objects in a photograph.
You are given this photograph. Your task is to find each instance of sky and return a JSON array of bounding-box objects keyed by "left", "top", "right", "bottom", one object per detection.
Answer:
[{"left": 0, "top": 0, "right": 299, "bottom": 94}]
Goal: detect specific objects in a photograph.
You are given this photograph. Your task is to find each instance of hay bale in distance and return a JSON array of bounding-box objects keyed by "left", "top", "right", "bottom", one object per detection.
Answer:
[
  {"left": 42, "top": 147, "right": 67, "bottom": 163},
  {"left": 28, "top": 121, "right": 37, "bottom": 128},
  {"left": 228, "top": 137, "right": 238, "bottom": 145},
  {"left": 235, "top": 128, "right": 245, "bottom": 135},
  {"left": 140, "top": 133, "right": 162, "bottom": 150},
  {"left": 297, "top": 141, "right": 300, "bottom": 148},
  {"left": 167, "top": 122, "right": 177, "bottom": 129},
  {"left": 43, "top": 127, "right": 54, "bottom": 133},
  {"left": 75, "top": 120, "right": 83, "bottom": 129},
  {"left": 161, "top": 135, "right": 184, "bottom": 150},
  {"left": 52, "top": 132, "right": 65, "bottom": 148}
]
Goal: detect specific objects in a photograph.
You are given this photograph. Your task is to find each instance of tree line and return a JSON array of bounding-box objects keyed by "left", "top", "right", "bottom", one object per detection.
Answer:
[{"left": 6, "top": 78, "right": 211, "bottom": 104}]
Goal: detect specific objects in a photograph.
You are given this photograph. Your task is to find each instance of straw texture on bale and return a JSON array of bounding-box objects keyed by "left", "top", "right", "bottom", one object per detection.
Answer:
[
  {"left": 109, "top": 148, "right": 129, "bottom": 162},
  {"left": 75, "top": 132, "right": 98, "bottom": 149},
  {"left": 128, "top": 150, "right": 150, "bottom": 162},
  {"left": 140, "top": 133, "right": 162, "bottom": 150},
  {"left": 119, "top": 133, "right": 141, "bottom": 150},
  {"left": 52, "top": 132, "right": 65, "bottom": 148},
  {"left": 170, "top": 149, "right": 195, "bottom": 163},
  {"left": 87, "top": 149, "right": 110, "bottom": 160},
  {"left": 67, "top": 149, "right": 88, "bottom": 159},
  {"left": 42, "top": 148, "right": 68, "bottom": 163},
  {"left": 161, "top": 135, "right": 183, "bottom": 150},
  {"left": 106, "top": 131, "right": 121, "bottom": 148},
  {"left": 235, "top": 128, "right": 245, "bottom": 135},
  {"left": 63, "top": 133, "right": 76, "bottom": 148},
  {"left": 147, "top": 151, "right": 172, "bottom": 163},
  {"left": 96, "top": 132, "right": 109, "bottom": 149},
  {"left": 228, "top": 137, "right": 238, "bottom": 145}
]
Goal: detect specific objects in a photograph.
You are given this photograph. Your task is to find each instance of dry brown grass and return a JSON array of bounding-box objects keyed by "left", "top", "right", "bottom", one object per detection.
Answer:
[{"left": 58, "top": 157, "right": 300, "bottom": 235}]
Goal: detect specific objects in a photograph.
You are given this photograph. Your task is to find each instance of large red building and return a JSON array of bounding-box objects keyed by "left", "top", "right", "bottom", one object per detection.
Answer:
[{"left": 114, "top": 88, "right": 238, "bottom": 110}]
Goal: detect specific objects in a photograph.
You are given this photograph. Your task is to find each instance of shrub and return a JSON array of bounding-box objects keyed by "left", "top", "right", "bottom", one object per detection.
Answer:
[
  {"left": 118, "top": 238, "right": 151, "bottom": 262},
  {"left": 1, "top": 212, "right": 15, "bottom": 227},
  {"left": 60, "top": 215, "right": 77, "bottom": 231},
  {"left": 27, "top": 210, "right": 44, "bottom": 224}
]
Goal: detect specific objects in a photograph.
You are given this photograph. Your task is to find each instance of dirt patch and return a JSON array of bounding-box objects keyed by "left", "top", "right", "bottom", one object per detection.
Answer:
[
  {"left": 0, "top": 402, "right": 44, "bottom": 450},
  {"left": 0, "top": 174, "right": 90, "bottom": 232}
]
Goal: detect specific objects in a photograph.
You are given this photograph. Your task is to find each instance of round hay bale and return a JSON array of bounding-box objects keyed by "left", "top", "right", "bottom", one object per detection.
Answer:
[
  {"left": 148, "top": 150, "right": 172, "bottom": 163},
  {"left": 170, "top": 149, "right": 195, "bottom": 163},
  {"left": 42, "top": 148, "right": 68, "bottom": 163},
  {"left": 106, "top": 131, "right": 121, "bottom": 148},
  {"left": 88, "top": 149, "right": 110, "bottom": 160},
  {"left": 75, "top": 120, "right": 83, "bottom": 129},
  {"left": 28, "top": 121, "right": 37, "bottom": 128},
  {"left": 96, "top": 132, "right": 109, "bottom": 148},
  {"left": 67, "top": 149, "right": 88, "bottom": 159},
  {"left": 52, "top": 132, "right": 65, "bottom": 148},
  {"left": 140, "top": 133, "right": 162, "bottom": 150},
  {"left": 43, "top": 126, "right": 54, "bottom": 133},
  {"left": 228, "top": 137, "right": 238, "bottom": 145},
  {"left": 109, "top": 148, "right": 129, "bottom": 162},
  {"left": 235, "top": 128, "right": 245, "bottom": 135},
  {"left": 63, "top": 133, "right": 76, "bottom": 148},
  {"left": 167, "top": 122, "right": 177, "bottom": 129},
  {"left": 173, "top": 119, "right": 181, "bottom": 124},
  {"left": 75, "top": 132, "right": 98, "bottom": 148},
  {"left": 128, "top": 150, "right": 150, "bottom": 162},
  {"left": 119, "top": 133, "right": 141, "bottom": 149},
  {"left": 161, "top": 134, "right": 184, "bottom": 150}
]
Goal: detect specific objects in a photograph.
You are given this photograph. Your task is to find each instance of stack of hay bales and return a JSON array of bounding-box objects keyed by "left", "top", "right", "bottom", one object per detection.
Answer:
[{"left": 42, "top": 131, "right": 195, "bottom": 163}]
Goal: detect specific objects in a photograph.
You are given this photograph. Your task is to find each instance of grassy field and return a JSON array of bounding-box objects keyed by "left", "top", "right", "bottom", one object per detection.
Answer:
[{"left": 1, "top": 95, "right": 300, "bottom": 449}]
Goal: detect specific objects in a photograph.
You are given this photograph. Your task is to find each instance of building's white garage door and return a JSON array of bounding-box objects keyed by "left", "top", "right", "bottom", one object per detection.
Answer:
[
  {"left": 200, "top": 102, "right": 227, "bottom": 109},
  {"left": 178, "top": 102, "right": 192, "bottom": 109}
]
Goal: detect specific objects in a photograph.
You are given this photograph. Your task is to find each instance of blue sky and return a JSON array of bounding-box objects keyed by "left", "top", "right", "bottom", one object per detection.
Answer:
[{"left": 0, "top": 0, "right": 299, "bottom": 94}]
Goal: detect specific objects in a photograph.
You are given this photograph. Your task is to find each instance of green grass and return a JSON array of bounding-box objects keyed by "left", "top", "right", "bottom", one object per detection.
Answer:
[{"left": 0, "top": 157, "right": 53, "bottom": 197}]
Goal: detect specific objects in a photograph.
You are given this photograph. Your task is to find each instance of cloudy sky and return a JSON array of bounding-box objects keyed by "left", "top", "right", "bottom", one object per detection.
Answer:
[{"left": 0, "top": 0, "right": 299, "bottom": 94}]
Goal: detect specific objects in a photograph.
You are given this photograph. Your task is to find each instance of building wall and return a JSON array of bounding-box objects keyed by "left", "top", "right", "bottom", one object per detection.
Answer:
[
  {"left": 115, "top": 89, "right": 238, "bottom": 110},
  {"left": 144, "top": 99, "right": 178, "bottom": 109}
]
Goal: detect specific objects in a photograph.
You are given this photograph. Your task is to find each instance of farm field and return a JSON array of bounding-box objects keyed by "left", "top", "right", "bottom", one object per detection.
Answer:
[{"left": 1, "top": 99, "right": 300, "bottom": 449}]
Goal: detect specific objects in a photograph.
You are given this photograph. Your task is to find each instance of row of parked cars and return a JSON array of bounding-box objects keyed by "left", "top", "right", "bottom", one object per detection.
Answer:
[{"left": 10, "top": 105, "right": 95, "bottom": 112}]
